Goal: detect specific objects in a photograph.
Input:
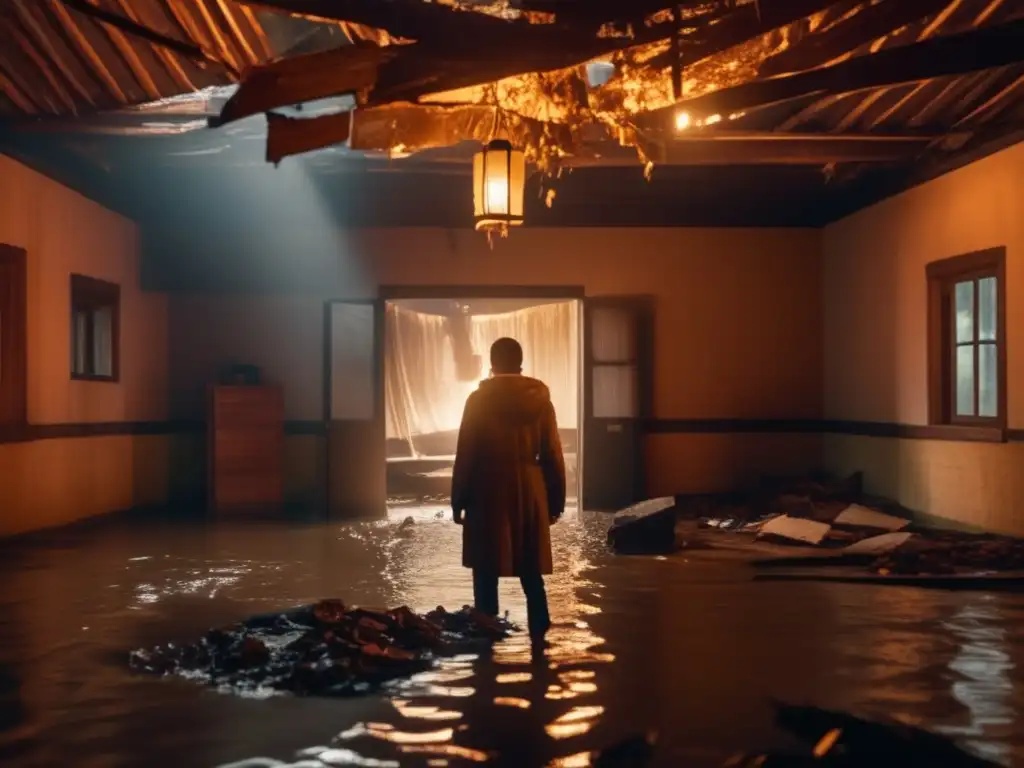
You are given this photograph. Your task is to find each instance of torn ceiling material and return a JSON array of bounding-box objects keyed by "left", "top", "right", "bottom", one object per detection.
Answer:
[
  {"left": 1, "top": 0, "right": 1023, "bottom": 189},
  {"left": 208, "top": 0, "right": 1024, "bottom": 172}
]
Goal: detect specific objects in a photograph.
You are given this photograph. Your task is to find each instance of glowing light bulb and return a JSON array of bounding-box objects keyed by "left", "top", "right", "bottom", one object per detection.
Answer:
[{"left": 485, "top": 177, "right": 509, "bottom": 215}]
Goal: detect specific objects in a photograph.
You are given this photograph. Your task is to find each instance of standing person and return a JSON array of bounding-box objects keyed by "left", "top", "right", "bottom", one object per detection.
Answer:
[{"left": 451, "top": 337, "right": 567, "bottom": 640}]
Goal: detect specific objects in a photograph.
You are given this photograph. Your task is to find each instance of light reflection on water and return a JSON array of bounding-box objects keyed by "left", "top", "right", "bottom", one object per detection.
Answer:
[
  {"left": 936, "top": 601, "right": 1015, "bottom": 765},
  {"left": 331, "top": 508, "right": 618, "bottom": 766},
  {"left": 0, "top": 507, "right": 1022, "bottom": 767}
]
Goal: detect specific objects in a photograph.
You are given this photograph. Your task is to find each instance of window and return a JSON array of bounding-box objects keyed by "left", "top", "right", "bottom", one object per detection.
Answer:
[
  {"left": 926, "top": 248, "right": 1006, "bottom": 429},
  {"left": 71, "top": 274, "right": 119, "bottom": 381},
  {"left": 0, "top": 245, "right": 27, "bottom": 425}
]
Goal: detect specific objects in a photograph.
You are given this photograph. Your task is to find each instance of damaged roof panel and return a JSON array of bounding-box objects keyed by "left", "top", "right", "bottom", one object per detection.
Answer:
[{"left": 0, "top": 0, "right": 344, "bottom": 116}]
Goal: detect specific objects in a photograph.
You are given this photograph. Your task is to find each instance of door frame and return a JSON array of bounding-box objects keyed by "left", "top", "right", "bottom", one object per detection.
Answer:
[
  {"left": 325, "top": 285, "right": 586, "bottom": 512},
  {"left": 582, "top": 294, "right": 655, "bottom": 509},
  {"left": 323, "top": 298, "right": 386, "bottom": 517},
  {"left": 378, "top": 285, "right": 585, "bottom": 301}
]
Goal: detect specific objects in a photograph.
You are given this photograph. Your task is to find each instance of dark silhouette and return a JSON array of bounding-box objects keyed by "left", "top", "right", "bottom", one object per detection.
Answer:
[{"left": 451, "top": 337, "right": 567, "bottom": 639}]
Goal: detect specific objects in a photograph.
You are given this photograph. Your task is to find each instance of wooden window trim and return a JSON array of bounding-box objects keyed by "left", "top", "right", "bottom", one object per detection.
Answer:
[
  {"left": 70, "top": 274, "right": 121, "bottom": 383},
  {"left": 0, "top": 245, "right": 28, "bottom": 428},
  {"left": 926, "top": 247, "right": 1006, "bottom": 436}
]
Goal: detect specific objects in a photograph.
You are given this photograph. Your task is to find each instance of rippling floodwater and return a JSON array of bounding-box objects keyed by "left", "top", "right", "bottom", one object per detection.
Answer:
[{"left": 1, "top": 506, "right": 1023, "bottom": 767}]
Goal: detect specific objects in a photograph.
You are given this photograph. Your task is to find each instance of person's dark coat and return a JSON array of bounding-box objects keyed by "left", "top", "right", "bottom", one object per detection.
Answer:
[{"left": 451, "top": 374, "right": 566, "bottom": 577}]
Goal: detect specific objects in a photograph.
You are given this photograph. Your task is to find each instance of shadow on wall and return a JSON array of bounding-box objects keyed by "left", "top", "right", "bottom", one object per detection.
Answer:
[{"left": 822, "top": 433, "right": 1022, "bottom": 535}]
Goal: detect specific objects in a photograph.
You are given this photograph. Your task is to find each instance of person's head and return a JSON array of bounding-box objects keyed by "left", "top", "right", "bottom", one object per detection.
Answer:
[{"left": 490, "top": 337, "right": 523, "bottom": 375}]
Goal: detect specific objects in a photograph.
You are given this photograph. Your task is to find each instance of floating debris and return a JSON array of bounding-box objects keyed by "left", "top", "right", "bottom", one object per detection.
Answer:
[
  {"left": 129, "top": 600, "right": 515, "bottom": 698},
  {"left": 724, "top": 702, "right": 1000, "bottom": 765}
]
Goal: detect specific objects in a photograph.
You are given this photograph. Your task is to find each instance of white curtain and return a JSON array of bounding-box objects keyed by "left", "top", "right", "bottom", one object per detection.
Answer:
[
  {"left": 385, "top": 301, "right": 578, "bottom": 449},
  {"left": 92, "top": 307, "right": 114, "bottom": 377}
]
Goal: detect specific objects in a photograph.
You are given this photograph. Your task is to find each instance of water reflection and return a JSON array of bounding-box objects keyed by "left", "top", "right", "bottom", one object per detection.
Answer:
[
  {"left": 935, "top": 600, "right": 1015, "bottom": 764},
  {"left": 1, "top": 508, "right": 1023, "bottom": 767},
  {"left": 334, "top": 508, "right": 617, "bottom": 766}
]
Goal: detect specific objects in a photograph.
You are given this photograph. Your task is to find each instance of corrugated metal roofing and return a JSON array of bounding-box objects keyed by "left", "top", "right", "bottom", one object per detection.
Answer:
[
  {"left": 766, "top": 0, "right": 1024, "bottom": 135},
  {"left": 0, "top": 0, "right": 345, "bottom": 116}
]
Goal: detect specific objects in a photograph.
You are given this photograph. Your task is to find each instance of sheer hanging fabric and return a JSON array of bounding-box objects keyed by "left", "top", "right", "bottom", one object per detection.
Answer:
[{"left": 385, "top": 301, "right": 578, "bottom": 452}]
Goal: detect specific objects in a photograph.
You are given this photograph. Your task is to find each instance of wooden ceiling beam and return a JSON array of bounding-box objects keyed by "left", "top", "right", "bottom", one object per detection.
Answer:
[
  {"left": 567, "top": 131, "right": 937, "bottom": 167},
  {"left": 641, "top": 0, "right": 848, "bottom": 72},
  {"left": 211, "top": 45, "right": 392, "bottom": 127},
  {"left": 647, "top": 17, "right": 1024, "bottom": 126},
  {"left": 757, "top": 0, "right": 952, "bottom": 78}
]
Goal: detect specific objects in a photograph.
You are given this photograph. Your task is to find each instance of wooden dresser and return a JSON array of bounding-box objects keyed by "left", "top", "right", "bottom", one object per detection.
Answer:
[{"left": 208, "top": 385, "right": 284, "bottom": 513}]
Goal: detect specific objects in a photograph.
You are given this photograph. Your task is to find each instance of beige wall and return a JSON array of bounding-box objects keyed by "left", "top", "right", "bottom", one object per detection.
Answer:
[
  {"left": 169, "top": 227, "right": 823, "bottom": 499},
  {"left": 0, "top": 155, "right": 170, "bottom": 536},
  {"left": 823, "top": 141, "right": 1024, "bottom": 534}
]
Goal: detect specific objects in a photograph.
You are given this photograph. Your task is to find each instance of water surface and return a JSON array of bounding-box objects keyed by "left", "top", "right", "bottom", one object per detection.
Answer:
[{"left": 0, "top": 506, "right": 1022, "bottom": 767}]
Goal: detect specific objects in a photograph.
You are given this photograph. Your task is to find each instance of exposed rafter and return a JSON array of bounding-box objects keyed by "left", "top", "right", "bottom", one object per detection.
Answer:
[
  {"left": 756, "top": 0, "right": 953, "bottom": 78},
  {"left": 647, "top": 17, "right": 1024, "bottom": 125},
  {"left": 1, "top": 0, "right": 1022, "bottom": 207}
]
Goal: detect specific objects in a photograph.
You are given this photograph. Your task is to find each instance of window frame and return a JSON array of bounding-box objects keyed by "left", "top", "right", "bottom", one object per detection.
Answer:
[
  {"left": 70, "top": 274, "right": 120, "bottom": 383},
  {"left": 0, "top": 245, "right": 28, "bottom": 428},
  {"left": 926, "top": 247, "right": 1006, "bottom": 433}
]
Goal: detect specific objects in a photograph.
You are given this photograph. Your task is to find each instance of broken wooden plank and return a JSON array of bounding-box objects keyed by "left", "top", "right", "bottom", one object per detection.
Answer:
[
  {"left": 211, "top": 45, "right": 395, "bottom": 128},
  {"left": 266, "top": 110, "right": 350, "bottom": 164}
]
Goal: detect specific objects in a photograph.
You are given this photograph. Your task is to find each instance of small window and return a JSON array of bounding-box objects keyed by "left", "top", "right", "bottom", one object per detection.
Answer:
[
  {"left": 71, "top": 274, "right": 119, "bottom": 382},
  {"left": 926, "top": 248, "right": 1005, "bottom": 428}
]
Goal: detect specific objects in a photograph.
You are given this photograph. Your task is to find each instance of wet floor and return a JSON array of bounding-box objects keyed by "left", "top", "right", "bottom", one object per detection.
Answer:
[{"left": 1, "top": 506, "right": 1023, "bottom": 767}]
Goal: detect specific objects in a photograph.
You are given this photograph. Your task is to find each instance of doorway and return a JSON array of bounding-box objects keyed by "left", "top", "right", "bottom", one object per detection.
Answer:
[
  {"left": 325, "top": 289, "right": 651, "bottom": 517},
  {"left": 383, "top": 296, "right": 582, "bottom": 514}
]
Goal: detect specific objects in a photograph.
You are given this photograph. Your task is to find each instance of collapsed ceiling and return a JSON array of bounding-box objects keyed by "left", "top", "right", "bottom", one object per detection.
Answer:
[{"left": 1, "top": 0, "right": 1022, "bottom": 219}]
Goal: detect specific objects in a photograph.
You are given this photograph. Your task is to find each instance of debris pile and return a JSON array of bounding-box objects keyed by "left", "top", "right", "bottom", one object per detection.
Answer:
[
  {"left": 871, "top": 531, "right": 1024, "bottom": 576},
  {"left": 684, "top": 471, "right": 876, "bottom": 542},
  {"left": 129, "top": 600, "right": 514, "bottom": 697},
  {"left": 612, "top": 472, "right": 1024, "bottom": 583}
]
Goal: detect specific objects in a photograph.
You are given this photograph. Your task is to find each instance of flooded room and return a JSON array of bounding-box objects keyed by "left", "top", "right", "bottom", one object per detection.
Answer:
[{"left": 1, "top": 1, "right": 1023, "bottom": 766}]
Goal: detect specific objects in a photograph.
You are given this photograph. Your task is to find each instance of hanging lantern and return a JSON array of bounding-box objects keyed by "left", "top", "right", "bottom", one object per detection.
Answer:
[{"left": 472, "top": 139, "right": 525, "bottom": 234}]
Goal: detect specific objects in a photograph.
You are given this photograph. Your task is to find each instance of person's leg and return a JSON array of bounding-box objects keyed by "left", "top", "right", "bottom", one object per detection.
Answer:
[
  {"left": 519, "top": 572, "right": 550, "bottom": 638},
  {"left": 472, "top": 569, "right": 500, "bottom": 617}
]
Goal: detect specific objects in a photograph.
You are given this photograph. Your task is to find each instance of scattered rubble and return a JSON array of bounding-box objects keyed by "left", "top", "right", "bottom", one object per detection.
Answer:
[
  {"left": 872, "top": 531, "right": 1024, "bottom": 576},
  {"left": 611, "top": 472, "right": 1024, "bottom": 583},
  {"left": 129, "top": 600, "right": 514, "bottom": 698}
]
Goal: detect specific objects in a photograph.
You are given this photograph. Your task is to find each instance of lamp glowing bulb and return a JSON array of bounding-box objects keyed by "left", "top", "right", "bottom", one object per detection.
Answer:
[
  {"left": 485, "top": 177, "right": 510, "bottom": 215},
  {"left": 674, "top": 110, "right": 691, "bottom": 131}
]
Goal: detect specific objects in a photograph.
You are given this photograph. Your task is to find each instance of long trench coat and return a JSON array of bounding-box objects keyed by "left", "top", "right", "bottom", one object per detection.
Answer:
[{"left": 451, "top": 375, "right": 567, "bottom": 577}]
